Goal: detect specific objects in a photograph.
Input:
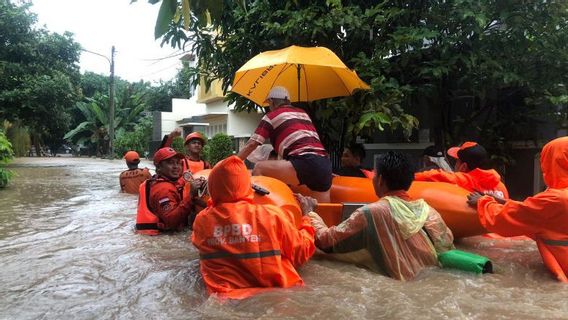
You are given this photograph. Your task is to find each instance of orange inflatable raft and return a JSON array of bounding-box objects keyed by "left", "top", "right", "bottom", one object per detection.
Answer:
[{"left": 190, "top": 170, "right": 485, "bottom": 239}]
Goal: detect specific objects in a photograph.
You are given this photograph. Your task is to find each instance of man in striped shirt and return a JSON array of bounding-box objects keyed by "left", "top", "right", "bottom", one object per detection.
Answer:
[{"left": 237, "top": 86, "right": 332, "bottom": 202}]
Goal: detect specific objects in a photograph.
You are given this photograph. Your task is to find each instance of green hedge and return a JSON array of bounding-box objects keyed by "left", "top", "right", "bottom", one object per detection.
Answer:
[
  {"left": 205, "top": 133, "right": 234, "bottom": 166},
  {"left": 0, "top": 130, "right": 14, "bottom": 188}
]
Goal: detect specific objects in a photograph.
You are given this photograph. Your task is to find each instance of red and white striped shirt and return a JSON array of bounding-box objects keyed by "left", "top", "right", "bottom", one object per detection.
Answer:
[{"left": 250, "top": 105, "right": 327, "bottom": 159}]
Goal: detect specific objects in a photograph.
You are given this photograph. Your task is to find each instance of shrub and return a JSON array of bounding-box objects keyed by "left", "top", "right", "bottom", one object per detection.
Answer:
[
  {"left": 0, "top": 130, "right": 14, "bottom": 188},
  {"left": 205, "top": 133, "right": 234, "bottom": 166},
  {"left": 5, "top": 122, "right": 30, "bottom": 157},
  {"left": 113, "top": 116, "right": 152, "bottom": 158},
  {"left": 171, "top": 136, "right": 185, "bottom": 154},
  {"left": 0, "top": 169, "right": 12, "bottom": 188}
]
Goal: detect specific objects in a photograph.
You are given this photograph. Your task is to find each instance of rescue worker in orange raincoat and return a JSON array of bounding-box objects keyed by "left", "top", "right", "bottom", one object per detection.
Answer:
[
  {"left": 467, "top": 136, "right": 568, "bottom": 282},
  {"left": 191, "top": 155, "right": 316, "bottom": 299},
  {"left": 136, "top": 147, "right": 201, "bottom": 235},
  {"left": 119, "top": 151, "right": 151, "bottom": 194},
  {"left": 296, "top": 151, "right": 455, "bottom": 280},
  {"left": 161, "top": 128, "right": 211, "bottom": 174},
  {"left": 415, "top": 141, "right": 509, "bottom": 199}
]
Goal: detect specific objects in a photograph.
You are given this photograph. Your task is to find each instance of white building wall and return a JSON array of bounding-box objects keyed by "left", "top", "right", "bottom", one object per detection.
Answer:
[
  {"left": 204, "top": 100, "right": 229, "bottom": 114},
  {"left": 157, "top": 94, "right": 261, "bottom": 141},
  {"left": 159, "top": 111, "right": 182, "bottom": 137},
  {"left": 227, "top": 109, "right": 264, "bottom": 138},
  {"left": 172, "top": 97, "right": 207, "bottom": 117},
  {"left": 158, "top": 98, "right": 207, "bottom": 137}
]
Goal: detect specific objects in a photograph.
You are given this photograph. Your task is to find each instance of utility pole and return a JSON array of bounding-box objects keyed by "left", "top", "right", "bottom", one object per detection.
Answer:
[
  {"left": 108, "top": 46, "right": 116, "bottom": 159},
  {"left": 81, "top": 46, "right": 116, "bottom": 159}
]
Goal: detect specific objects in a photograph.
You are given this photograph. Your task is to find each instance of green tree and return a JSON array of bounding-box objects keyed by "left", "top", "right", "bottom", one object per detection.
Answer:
[
  {"left": 80, "top": 71, "right": 110, "bottom": 98},
  {"left": 145, "top": 64, "right": 193, "bottom": 111},
  {"left": 114, "top": 115, "right": 153, "bottom": 158},
  {"left": 133, "top": 0, "right": 225, "bottom": 45},
  {"left": 152, "top": 0, "right": 568, "bottom": 162},
  {"left": 0, "top": 1, "right": 82, "bottom": 154}
]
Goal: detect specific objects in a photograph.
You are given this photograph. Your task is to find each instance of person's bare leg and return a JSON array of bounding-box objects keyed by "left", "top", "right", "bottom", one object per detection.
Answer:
[
  {"left": 253, "top": 160, "right": 330, "bottom": 202},
  {"left": 253, "top": 160, "right": 300, "bottom": 185}
]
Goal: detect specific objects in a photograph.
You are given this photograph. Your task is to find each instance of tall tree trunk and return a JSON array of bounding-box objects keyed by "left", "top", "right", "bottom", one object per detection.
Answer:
[{"left": 32, "top": 133, "right": 43, "bottom": 157}]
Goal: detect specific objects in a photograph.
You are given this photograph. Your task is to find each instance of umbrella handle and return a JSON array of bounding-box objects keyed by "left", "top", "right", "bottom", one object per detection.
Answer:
[{"left": 297, "top": 64, "right": 301, "bottom": 102}]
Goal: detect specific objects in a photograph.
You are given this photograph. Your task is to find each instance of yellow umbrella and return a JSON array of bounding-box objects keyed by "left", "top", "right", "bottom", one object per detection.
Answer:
[{"left": 231, "top": 45, "right": 370, "bottom": 106}]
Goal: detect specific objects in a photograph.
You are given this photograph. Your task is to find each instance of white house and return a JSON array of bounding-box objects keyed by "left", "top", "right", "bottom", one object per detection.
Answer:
[{"left": 151, "top": 79, "right": 263, "bottom": 152}]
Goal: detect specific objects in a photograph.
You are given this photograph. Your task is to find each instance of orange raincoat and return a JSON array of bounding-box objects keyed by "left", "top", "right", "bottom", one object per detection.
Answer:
[
  {"left": 415, "top": 168, "right": 509, "bottom": 199},
  {"left": 476, "top": 137, "right": 568, "bottom": 282},
  {"left": 191, "top": 156, "right": 315, "bottom": 299}
]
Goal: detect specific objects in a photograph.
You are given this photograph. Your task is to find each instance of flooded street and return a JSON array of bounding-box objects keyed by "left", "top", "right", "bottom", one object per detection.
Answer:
[{"left": 1, "top": 157, "right": 567, "bottom": 319}]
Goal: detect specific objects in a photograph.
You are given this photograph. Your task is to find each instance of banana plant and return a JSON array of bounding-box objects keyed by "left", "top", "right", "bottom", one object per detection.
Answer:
[{"left": 64, "top": 89, "right": 147, "bottom": 155}]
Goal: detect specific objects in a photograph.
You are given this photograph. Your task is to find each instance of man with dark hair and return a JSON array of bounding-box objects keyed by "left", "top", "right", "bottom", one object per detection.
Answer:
[
  {"left": 161, "top": 128, "right": 211, "bottom": 175},
  {"left": 237, "top": 86, "right": 332, "bottom": 202},
  {"left": 295, "top": 151, "right": 454, "bottom": 280},
  {"left": 415, "top": 141, "right": 509, "bottom": 198},
  {"left": 135, "top": 148, "right": 201, "bottom": 235},
  {"left": 419, "top": 145, "right": 452, "bottom": 172},
  {"left": 335, "top": 143, "right": 373, "bottom": 178}
]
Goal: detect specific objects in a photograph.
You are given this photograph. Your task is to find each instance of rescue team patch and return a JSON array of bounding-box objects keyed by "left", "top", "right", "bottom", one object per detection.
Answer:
[
  {"left": 159, "top": 197, "right": 171, "bottom": 211},
  {"left": 206, "top": 224, "right": 261, "bottom": 246}
]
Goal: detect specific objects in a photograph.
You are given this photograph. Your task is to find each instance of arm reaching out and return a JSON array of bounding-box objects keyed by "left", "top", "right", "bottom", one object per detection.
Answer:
[{"left": 237, "top": 140, "right": 261, "bottom": 161}]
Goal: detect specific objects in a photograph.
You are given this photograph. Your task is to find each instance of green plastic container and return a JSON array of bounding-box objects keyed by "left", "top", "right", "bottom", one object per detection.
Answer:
[{"left": 438, "top": 249, "right": 493, "bottom": 274}]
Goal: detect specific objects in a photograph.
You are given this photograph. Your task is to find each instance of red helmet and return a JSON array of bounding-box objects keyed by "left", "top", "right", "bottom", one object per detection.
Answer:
[
  {"left": 184, "top": 132, "right": 206, "bottom": 145},
  {"left": 153, "top": 147, "right": 184, "bottom": 165}
]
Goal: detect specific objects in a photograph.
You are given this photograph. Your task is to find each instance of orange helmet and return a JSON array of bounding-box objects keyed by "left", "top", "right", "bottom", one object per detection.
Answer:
[
  {"left": 123, "top": 150, "right": 140, "bottom": 163},
  {"left": 184, "top": 132, "right": 206, "bottom": 145}
]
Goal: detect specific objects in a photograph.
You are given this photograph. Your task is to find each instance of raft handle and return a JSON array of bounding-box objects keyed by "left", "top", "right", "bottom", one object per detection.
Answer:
[{"left": 252, "top": 184, "right": 270, "bottom": 196}]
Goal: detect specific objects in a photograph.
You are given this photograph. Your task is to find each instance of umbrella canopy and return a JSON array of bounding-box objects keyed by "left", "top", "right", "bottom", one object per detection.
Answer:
[{"left": 232, "top": 45, "right": 370, "bottom": 106}]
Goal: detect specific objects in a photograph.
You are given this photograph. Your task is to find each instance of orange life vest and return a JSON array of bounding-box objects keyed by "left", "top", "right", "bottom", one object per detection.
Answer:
[
  {"left": 178, "top": 158, "right": 209, "bottom": 186},
  {"left": 120, "top": 168, "right": 151, "bottom": 194},
  {"left": 182, "top": 158, "right": 207, "bottom": 174},
  {"left": 136, "top": 178, "right": 167, "bottom": 235}
]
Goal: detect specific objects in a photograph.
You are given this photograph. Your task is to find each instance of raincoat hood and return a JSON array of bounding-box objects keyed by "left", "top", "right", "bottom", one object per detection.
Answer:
[
  {"left": 208, "top": 156, "right": 253, "bottom": 205},
  {"left": 383, "top": 196, "right": 430, "bottom": 239},
  {"left": 541, "top": 136, "right": 568, "bottom": 189},
  {"left": 468, "top": 168, "right": 501, "bottom": 190}
]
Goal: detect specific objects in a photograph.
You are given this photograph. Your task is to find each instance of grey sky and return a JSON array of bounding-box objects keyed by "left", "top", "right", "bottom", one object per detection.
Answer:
[{"left": 31, "top": 0, "right": 184, "bottom": 83}]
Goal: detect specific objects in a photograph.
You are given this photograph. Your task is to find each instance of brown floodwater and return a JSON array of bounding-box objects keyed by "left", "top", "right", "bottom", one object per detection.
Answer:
[{"left": 0, "top": 157, "right": 567, "bottom": 319}]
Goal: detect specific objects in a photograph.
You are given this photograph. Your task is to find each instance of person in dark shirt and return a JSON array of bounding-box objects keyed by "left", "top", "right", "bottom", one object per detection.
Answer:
[
  {"left": 419, "top": 145, "right": 452, "bottom": 172},
  {"left": 334, "top": 143, "right": 372, "bottom": 178}
]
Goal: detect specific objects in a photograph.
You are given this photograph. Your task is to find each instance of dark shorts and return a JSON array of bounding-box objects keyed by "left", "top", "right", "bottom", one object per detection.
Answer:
[{"left": 288, "top": 154, "right": 332, "bottom": 192}]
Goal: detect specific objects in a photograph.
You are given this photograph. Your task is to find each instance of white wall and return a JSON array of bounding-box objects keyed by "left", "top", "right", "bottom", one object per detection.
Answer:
[
  {"left": 205, "top": 100, "right": 229, "bottom": 114},
  {"left": 171, "top": 98, "right": 207, "bottom": 117},
  {"left": 157, "top": 96, "right": 262, "bottom": 140},
  {"left": 227, "top": 109, "right": 264, "bottom": 138},
  {"left": 160, "top": 111, "right": 181, "bottom": 137},
  {"left": 158, "top": 98, "right": 208, "bottom": 137}
]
